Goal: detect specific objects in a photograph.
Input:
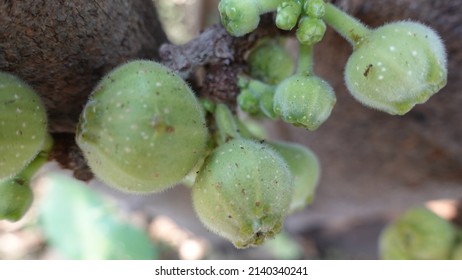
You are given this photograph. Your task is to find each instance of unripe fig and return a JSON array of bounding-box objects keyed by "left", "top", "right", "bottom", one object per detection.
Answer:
[
  {"left": 0, "top": 72, "right": 47, "bottom": 182},
  {"left": 451, "top": 234, "right": 462, "bottom": 260},
  {"left": 219, "top": 0, "right": 260, "bottom": 37},
  {"left": 275, "top": 1, "right": 302, "bottom": 31},
  {"left": 296, "top": 17, "right": 326, "bottom": 45},
  {"left": 269, "top": 141, "right": 320, "bottom": 213},
  {"left": 238, "top": 88, "right": 260, "bottom": 115},
  {"left": 379, "top": 207, "right": 456, "bottom": 260},
  {"left": 273, "top": 74, "right": 336, "bottom": 130},
  {"left": 0, "top": 177, "right": 33, "bottom": 222},
  {"left": 247, "top": 40, "right": 295, "bottom": 85},
  {"left": 303, "top": 0, "right": 326, "bottom": 18},
  {"left": 76, "top": 60, "right": 208, "bottom": 193},
  {"left": 218, "top": 0, "right": 283, "bottom": 36},
  {"left": 192, "top": 139, "right": 293, "bottom": 248},
  {"left": 237, "top": 78, "right": 277, "bottom": 119},
  {"left": 345, "top": 21, "right": 447, "bottom": 115}
]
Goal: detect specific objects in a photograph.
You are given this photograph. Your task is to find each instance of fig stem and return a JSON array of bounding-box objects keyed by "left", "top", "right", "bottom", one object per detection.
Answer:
[
  {"left": 214, "top": 103, "right": 240, "bottom": 144},
  {"left": 323, "top": 3, "right": 371, "bottom": 48},
  {"left": 297, "top": 43, "right": 314, "bottom": 75},
  {"left": 17, "top": 134, "right": 53, "bottom": 183},
  {"left": 257, "top": 0, "right": 284, "bottom": 13}
]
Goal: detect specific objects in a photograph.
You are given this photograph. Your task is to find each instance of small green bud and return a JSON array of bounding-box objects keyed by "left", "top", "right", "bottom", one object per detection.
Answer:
[
  {"left": 269, "top": 141, "right": 320, "bottom": 213},
  {"left": 218, "top": 0, "right": 261, "bottom": 37},
  {"left": 0, "top": 176, "right": 33, "bottom": 222},
  {"left": 238, "top": 88, "right": 260, "bottom": 115},
  {"left": 303, "top": 0, "right": 326, "bottom": 18},
  {"left": 237, "top": 77, "right": 277, "bottom": 119},
  {"left": 247, "top": 40, "right": 295, "bottom": 85},
  {"left": 296, "top": 17, "right": 326, "bottom": 45},
  {"left": 273, "top": 74, "right": 336, "bottom": 130},
  {"left": 345, "top": 21, "right": 447, "bottom": 115},
  {"left": 275, "top": 1, "right": 302, "bottom": 31},
  {"left": 76, "top": 60, "right": 209, "bottom": 193},
  {"left": 192, "top": 139, "right": 293, "bottom": 248},
  {"left": 379, "top": 207, "right": 456, "bottom": 260},
  {"left": 258, "top": 90, "right": 278, "bottom": 119},
  {"left": 0, "top": 72, "right": 47, "bottom": 182}
]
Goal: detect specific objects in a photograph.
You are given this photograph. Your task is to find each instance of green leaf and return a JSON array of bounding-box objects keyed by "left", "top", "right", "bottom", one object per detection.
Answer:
[{"left": 39, "top": 173, "right": 157, "bottom": 259}]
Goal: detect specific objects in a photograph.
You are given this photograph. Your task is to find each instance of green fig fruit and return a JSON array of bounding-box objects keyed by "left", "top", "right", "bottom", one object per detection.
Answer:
[
  {"left": 247, "top": 39, "right": 295, "bottom": 85},
  {"left": 379, "top": 207, "right": 456, "bottom": 260},
  {"left": 273, "top": 74, "right": 336, "bottom": 130},
  {"left": 192, "top": 139, "right": 293, "bottom": 248},
  {"left": 76, "top": 60, "right": 208, "bottom": 193},
  {"left": 0, "top": 72, "right": 47, "bottom": 182},
  {"left": 269, "top": 141, "right": 320, "bottom": 212},
  {"left": 345, "top": 21, "right": 447, "bottom": 115}
]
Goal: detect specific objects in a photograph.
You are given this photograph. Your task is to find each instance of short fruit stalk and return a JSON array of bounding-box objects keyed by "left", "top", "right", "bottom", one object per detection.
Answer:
[
  {"left": 0, "top": 135, "right": 53, "bottom": 222},
  {"left": 323, "top": 3, "right": 447, "bottom": 115}
]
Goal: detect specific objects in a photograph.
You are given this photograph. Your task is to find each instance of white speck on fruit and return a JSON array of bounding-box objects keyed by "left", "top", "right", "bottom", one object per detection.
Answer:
[
  {"left": 381, "top": 68, "right": 386, "bottom": 72},
  {"left": 16, "top": 107, "right": 22, "bottom": 113},
  {"left": 389, "top": 46, "right": 396, "bottom": 52},
  {"left": 15, "top": 153, "right": 20, "bottom": 158},
  {"left": 32, "top": 135, "right": 36, "bottom": 139},
  {"left": 377, "top": 62, "right": 383, "bottom": 66},
  {"left": 378, "top": 75, "right": 384, "bottom": 80},
  {"left": 22, "top": 122, "right": 26, "bottom": 127},
  {"left": 412, "top": 50, "right": 418, "bottom": 56},
  {"left": 156, "top": 82, "right": 162, "bottom": 87}
]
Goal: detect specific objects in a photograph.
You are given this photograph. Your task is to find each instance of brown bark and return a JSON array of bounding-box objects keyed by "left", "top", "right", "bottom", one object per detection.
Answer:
[{"left": 0, "top": 0, "right": 167, "bottom": 133}]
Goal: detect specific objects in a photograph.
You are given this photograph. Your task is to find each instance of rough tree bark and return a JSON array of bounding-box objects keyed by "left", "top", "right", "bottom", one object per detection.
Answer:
[{"left": 0, "top": 0, "right": 167, "bottom": 133}]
